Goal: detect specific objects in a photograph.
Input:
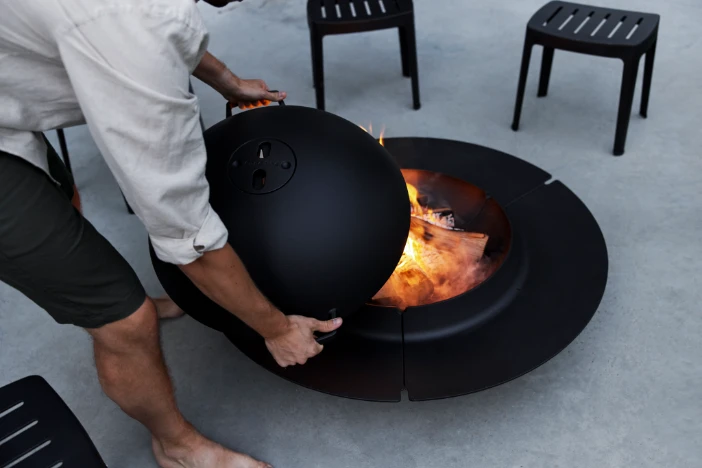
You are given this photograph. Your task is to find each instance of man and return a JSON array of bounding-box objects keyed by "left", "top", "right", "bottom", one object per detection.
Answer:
[{"left": 0, "top": 0, "right": 342, "bottom": 466}]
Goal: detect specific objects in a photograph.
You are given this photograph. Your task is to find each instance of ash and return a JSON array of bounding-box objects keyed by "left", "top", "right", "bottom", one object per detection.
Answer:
[{"left": 411, "top": 208, "right": 463, "bottom": 231}]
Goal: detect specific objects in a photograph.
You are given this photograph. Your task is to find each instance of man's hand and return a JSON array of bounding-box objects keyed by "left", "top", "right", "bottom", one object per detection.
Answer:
[
  {"left": 180, "top": 244, "right": 343, "bottom": 369},
  {"left": 224, "top": 77, "right": 286, "bottom": 110},
  {"left": 265, "top": 315, "right": 343, "bottom": 367},
  {"left": 192, "top": 51, "right": 286, "bottom": 109}
]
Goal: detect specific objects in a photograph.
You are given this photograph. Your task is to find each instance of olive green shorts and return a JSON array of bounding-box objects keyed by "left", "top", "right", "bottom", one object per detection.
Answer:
[{"left": 0, "top": 140, "right": 146, "bottom": 329}]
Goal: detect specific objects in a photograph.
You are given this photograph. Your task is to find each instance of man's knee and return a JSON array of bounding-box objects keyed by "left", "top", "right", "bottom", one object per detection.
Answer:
[{"left": 88, "top": 297, "right": 159, "bottom": 352}]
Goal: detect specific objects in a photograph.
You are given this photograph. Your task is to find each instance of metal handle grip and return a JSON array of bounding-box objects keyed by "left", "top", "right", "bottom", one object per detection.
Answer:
[
  {"left": 225, "top": 90, "right": 285, "bottom": 118},
  {"left": 315, "top": 308, "right": 338, "bottom": 344}
]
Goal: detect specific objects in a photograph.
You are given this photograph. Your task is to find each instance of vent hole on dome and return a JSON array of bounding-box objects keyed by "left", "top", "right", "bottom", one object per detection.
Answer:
[
  {"left": 252, "top": 169, "right": 266, "bottom": 190},
  {"left": 258, "top": 142, "right": 271, "bottom": 159}
]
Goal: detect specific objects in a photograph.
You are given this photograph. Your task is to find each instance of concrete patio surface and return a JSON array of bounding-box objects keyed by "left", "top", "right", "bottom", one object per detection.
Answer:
[{"left": 1, "top": 0, "right": 700, "bottom": 466}]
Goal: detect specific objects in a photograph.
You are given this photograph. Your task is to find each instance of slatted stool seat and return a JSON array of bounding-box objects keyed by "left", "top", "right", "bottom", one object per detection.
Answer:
[
  {"left": 307, "top": 0, "right": 420, "bottom": 111},
  {"left": 511, "top": 1, "right": 660, "bottom": 155},
  {"left": 0, "top": 376, "right": 107, "bottom": 468}
]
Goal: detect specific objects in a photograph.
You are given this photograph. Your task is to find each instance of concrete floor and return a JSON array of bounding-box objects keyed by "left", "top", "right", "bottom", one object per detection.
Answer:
[{"left": 1, "top": 0, "right": 701, "bottom": 466}]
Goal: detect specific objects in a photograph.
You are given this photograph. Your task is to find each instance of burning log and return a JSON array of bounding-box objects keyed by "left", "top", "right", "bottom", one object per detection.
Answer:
[
  {"left": 411, "top": 207, "right": 458, "bottom": 230},
  {"left": 371, "top": 177, "right": 493, "bottom": 310},
  {"left": 373, "top": 254, "right": 434, "bottom": 310},
  {"left": 410, "top": 218, "right": 488, "bottom": 264},
  {"left": 372, "top": 218, "right": 489, "bottom": 310}
]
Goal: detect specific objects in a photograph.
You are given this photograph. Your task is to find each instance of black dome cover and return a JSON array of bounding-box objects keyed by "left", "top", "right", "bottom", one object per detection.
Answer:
[{"left": 153, "top": 105, "right": 410, "bottom": 324}]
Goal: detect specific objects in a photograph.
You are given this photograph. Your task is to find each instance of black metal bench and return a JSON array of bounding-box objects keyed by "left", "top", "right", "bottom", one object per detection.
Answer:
[
  {"left": 307, "top": 0, "right": 420, "bottom": 111},
  {"left": 511, "top": 1, "right": 660, "bottom": 156},
  {"left": 0, "top": 375, "right": 107, "bottom": 467}
]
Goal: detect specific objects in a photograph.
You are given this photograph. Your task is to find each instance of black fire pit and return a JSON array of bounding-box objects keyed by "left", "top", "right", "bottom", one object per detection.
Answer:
[{"left": 152, "top": 137, "right": 608, "bottom": 401}]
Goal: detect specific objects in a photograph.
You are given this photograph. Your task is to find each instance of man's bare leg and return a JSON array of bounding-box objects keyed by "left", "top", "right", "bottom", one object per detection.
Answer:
[
  {"left": 153, "top": 295, "right": 185, "bottom": 320},
  {"left": 87, "top": 297, "right": 271, "bottom": 468}
]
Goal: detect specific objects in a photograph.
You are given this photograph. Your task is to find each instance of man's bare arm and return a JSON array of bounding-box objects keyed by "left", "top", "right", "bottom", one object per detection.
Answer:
[
  {"left": 192, "top": 51, "right": 230, "bottom": 96},
  {"left": 178, "top": 243, "right": 286, "bottom": 339},
  {"left": 178, "top": 244, "right": 342, "bottom": 367}
]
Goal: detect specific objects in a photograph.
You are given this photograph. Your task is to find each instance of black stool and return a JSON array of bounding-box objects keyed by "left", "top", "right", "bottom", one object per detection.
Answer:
[
  {"left": 307, "top": 0, "right": 420, "bottom": 111},
  {"left": 511, "top": 1, "right": 660, "bottom": 156},
  {"left": 0, "top": 375, "right": 107, "bottom": 467}
]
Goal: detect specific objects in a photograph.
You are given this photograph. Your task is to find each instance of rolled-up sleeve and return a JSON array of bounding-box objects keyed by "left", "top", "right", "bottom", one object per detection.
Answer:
[{"left": 56, "top": 3, "right": 228, "bottom": 264}]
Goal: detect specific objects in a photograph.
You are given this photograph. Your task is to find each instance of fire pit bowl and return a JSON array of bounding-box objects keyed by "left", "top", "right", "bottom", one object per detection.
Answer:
[
  {"left": 151, "top": 137, "right": 608, "bottom": 402},
  {"left": 151, "top": 105, "right": 410, "bottom": 326}
]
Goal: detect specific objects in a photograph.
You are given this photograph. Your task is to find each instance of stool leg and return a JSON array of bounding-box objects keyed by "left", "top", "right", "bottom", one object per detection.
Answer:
[
  {"left": 511, "top": 37, "right": 533, "bottom": 131},
  {"left": 310, "top": 29, "right": 316, "bottom": 88},
  {"left": 310, "top": 29, "right": 325, "bottom": 110},
  {"left": 399, "top": 27, "right": 410, "bottom": 77},
  {"left": 640, "top": 40, "right": 656, "bottom": 118},
  {"left": 405, "top": 20, "right": 421, "bottom": 110},
  {"left": 613, "top": 57, "right": 640, "bottom": 156},
  {"left": 56, "top": 129, "right": 72, "bottom": 174},
  {"left": 538, "top": 47, "right": 554, "bottom": 97}
]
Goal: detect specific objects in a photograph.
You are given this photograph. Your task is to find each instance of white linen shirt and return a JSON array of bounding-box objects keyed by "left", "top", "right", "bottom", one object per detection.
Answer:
[{"left": 0, "top": 0, "right": 229, "bottom": 265}]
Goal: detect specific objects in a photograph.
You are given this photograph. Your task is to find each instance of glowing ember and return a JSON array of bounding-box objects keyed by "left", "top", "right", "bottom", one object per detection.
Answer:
[{"left": 363, "top": 124, "right": 493, "bottom": 310}]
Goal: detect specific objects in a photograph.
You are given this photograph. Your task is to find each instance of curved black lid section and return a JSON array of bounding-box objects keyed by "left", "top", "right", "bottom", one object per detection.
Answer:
[{"left": 201, "top": 105, "right": 410, "bottom": 320}]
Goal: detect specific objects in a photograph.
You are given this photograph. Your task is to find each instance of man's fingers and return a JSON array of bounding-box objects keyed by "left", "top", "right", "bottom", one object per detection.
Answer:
[
  {"left": 234, "top": 95, "right": 281, "bottom": 111},
  {"left": 275, "top": 357, "right": 288, "bottom": 367},
  {"left": 310, "top": 316, "right": 343, "bottom": 333},
  {"left": 265, "top": 90, "right": 286, "bottom": 102}
]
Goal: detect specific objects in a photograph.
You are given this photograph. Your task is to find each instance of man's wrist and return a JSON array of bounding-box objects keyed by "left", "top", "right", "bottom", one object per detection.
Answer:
[
  {"left": 214, "top": 68, "right": 241, "bottom": 101},
  {"left": 260, "top": 309, "right": 289, "bottom": 340}
]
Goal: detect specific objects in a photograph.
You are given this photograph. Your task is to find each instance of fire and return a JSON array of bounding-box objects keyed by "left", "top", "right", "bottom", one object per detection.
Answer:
[
  {"left": 363, "top": 124, "right": 493, "bottom": 310},
  {"left": 360, "top": 123, "right": 385, "bottom": 147},
  {"left": 373, "top": 178, "right": 491, "bottom": 310}
]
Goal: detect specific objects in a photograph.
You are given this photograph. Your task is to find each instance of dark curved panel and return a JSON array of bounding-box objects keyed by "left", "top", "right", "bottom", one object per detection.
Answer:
[
  {"left": 384, "top": 138, "right": 551, "bottom": 206},
  {"left": 224, "top": 305, "right": 403, "bottom": 402},
  {"left": 403, "top": 181, "right": 608, "bottom": 400}
]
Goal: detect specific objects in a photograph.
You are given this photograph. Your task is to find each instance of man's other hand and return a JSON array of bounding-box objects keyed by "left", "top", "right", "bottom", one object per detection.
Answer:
[
  {"left": 225, "top": 77, "right": 286, "bottom": 110},
  {"left": 265, "top": 315, "right": 343, "bottom": 367},
  {"left": 192, "top": 52, "right": 286, "bottom": 110}
]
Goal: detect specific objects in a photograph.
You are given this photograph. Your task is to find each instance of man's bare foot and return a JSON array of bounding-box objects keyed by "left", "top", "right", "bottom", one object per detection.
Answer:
[
  {"left": 152, "top": 430, "right": 272, "bottom": 468},
  {"left": 153, "top": 296, "right": 185, "bottom": 320}
]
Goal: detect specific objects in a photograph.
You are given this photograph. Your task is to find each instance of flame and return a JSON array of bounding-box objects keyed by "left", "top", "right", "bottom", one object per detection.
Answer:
[
  {"left": 373, "top": 178, "right": 493, "bottom": 310},
  {"left": 362, "top": 124, "right": 495, "bottom": 310},
  {"left": 360, "top": 123, "right": 385, "bottom": 147}
]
